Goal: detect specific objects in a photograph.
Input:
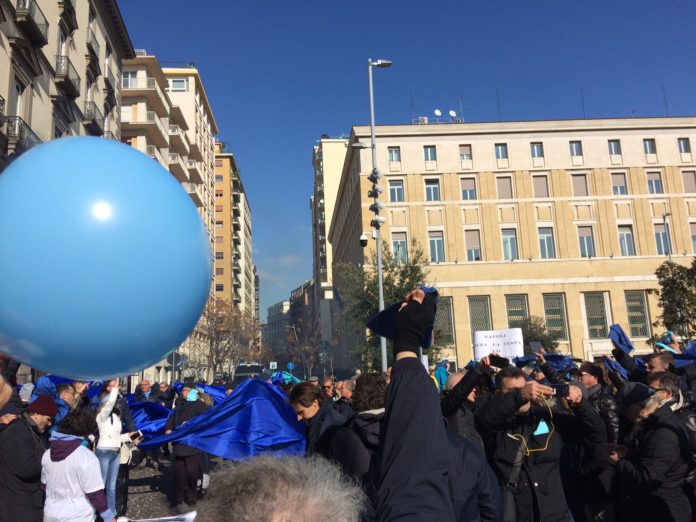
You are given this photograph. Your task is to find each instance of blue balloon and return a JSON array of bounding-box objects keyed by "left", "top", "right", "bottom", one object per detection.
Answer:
[{"left": 0, "top": 137, "right": 211, "bottom": 379}]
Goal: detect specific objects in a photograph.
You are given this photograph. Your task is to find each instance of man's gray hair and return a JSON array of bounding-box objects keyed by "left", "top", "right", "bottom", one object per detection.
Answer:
[
  {"left": 344, "top": 379, "right": 356, "bottom": 392},
  {"left": 197, "top": 455, "right": 365, "bottom": 521},
  {"left": 445, "top": 371, "right": 465, "bottom": 391}
]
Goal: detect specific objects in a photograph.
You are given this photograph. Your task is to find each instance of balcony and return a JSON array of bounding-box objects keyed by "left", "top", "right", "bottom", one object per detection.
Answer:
[
  {"left": 120, "top": 76, "right": 168, "bottom": 114},
  {"left": 233, "top": 259, "right": 241, "bottom": 273},
  {"left": 104, "top": 63, "right": 116, "bottom": 92},
  {"left": 187, "top": 159, "right": 204, "bottom": 184},
  {"left": 102, "top": 131, "right": 118, "bottom": 140},
  {"left": 233, "top": 218, "right": 241, "bottom": 231},
  {"left": 86, "top": 28, "right": 101, "bottom": 69},
  {"left": 82, "top": 101, "right": 104, "bottom": 135},
  {"left": 15, "top": 0, "right": 49, "bottom": 46},
  {"left": 184, "top": 182, "right": 203, "bottom": 207},
  {"left": 123, "top": 110, "right": 168, "bottom": 148},
  {"left": 6, "top": 116, "right": 42, "bottom": 152},
  {"left": 169, "top": 124, "right": 190, "bottom": 156},
  {"left": 54, "top": 55, "right": 80, "bottom": 98},
  {"left": 145, "top": 144, "right": 166, "bottom": 167},
  {"left": 168, "top": 152, "right": 188, "bottom": 182},
  {"left": 58, "top": 0, "right": 77, "bottom": 33},
  {"left": 188, "top": 141, "right": 203, "bottom": 161}
]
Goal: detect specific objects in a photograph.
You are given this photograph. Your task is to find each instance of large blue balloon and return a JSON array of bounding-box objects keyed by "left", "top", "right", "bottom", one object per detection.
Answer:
[{"left": 0, "top": 137, "right": 211, "bottom": 379}]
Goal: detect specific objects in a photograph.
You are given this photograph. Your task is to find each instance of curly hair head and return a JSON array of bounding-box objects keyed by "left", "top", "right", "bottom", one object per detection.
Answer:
[
  {"left": 58, "top": 409, "right": 97, "bottom": 437},
  {"left": 352, "top": 373, "right": 387, "bottom": 412}
]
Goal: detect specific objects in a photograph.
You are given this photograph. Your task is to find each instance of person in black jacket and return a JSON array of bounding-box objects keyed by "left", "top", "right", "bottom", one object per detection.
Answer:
[
  {"left": 0, "top": 395, "right": 58, "bottom": 522},
  {"left": 164, "top": 388, "right": 209, "bottom": 509},
  {"left": 134, "top": 379, "right": 160, "bottom": 402},
  {"left": 368, "top": 289, "right": 500, "bottom": 521},
  {"left": 290, "top": 382, "right": 346, "bottom": 456},
  {"left": 440, "top": 365, "right": 486, "bottom": 453},
  {"left": 475, "top": 365, "right": 607, "bottom": 522},
  {"left": 156, "top": 383, "right": 176, "bottom": 409},
  {"left": 611, "top": 383, "right": 693, "bottom": 521},
  {"left": 578, "top": 362, "right": 620, "bottom": 446}
]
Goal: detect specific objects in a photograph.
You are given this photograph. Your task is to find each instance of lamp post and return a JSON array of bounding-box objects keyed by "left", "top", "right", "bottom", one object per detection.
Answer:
[
  {"left": 367, "top": 58, "right": 392, "bottom": 373},
  {"left": 662, "top": 212, "right": 672, "bottom": 263}
]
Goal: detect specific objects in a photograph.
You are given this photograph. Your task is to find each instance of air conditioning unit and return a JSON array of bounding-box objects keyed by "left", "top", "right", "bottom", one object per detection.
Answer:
[{"left": 418, "top": 116, "right": 429, "bottom": 125}]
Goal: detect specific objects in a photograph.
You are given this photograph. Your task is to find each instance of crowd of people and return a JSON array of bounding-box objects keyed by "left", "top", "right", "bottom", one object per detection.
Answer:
[{"left": 1, "top": 291, "right": 696, "bottom": 521}]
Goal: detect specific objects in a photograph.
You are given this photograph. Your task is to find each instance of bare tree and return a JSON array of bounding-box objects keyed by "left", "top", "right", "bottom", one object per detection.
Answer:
[{"left": 193, "top": 299, "right": 257, "bottom": 381}]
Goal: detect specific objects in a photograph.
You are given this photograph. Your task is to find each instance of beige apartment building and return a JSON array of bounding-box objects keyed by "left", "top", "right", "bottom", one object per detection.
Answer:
[
  {"left": 0, "top": 0, "right": 134, "bottom": 171},
  {"left": 329, "top": 117, "right": 696, "bottom": 368},
  {"left": 310, "top": 137, "right": 348, "bottom": 346}
]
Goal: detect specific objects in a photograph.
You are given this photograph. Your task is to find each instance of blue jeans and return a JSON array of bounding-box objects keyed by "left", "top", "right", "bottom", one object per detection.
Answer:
[{"left": 96, "top": 448, "right": 120, "bottom": 514}]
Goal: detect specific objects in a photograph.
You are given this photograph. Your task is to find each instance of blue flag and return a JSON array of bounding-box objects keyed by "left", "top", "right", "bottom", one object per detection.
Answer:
[
  {"left": 609, "top": 324, "right": 634, "bottom": 354},
  {"left": 367, "top": 286, "right": 438, "bottom": 349},
  {"left": 129, "top": 401, "right": 173, "bottom": 439},
  {"left": 604, "top": 358, "right": 629, "bottom": 380},
  {"left": 171, "top": 383, "right": 228, "bottom": 405},
  {"left": 139, "top": 379, "right": 306, "bottom": 460}
]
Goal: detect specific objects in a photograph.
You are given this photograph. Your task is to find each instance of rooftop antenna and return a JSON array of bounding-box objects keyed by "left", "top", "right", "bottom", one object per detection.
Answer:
[
  {"left": 448, "top": 110, "right": 457, "bottom": 121},
  {"left": 580, "top": 87, "right": 586, "bottom": 119},
  {"left": 458, "top": 97, "right": 465, "bottom": 122},
  {"left": 434, "top": 109, "right": 442, "bottom": 121},
  {"left": 496, "top": 88, "right": 502, "bottom": 121},
  {"left": 662, "top": 84, "right": 670, "bottom": 116}
]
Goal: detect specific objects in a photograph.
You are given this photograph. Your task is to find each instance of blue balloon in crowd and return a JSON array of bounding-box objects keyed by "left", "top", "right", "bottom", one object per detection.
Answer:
[{"left": 0, "top": 137, "right": 211, "bottom": 379}]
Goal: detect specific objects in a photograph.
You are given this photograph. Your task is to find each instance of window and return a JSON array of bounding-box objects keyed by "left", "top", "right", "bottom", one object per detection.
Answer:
[
  {"left": 654, "top": 223, "right": 671, "bottom": 256},
  {"left": 691, "top": 223, "right": 696, "bottom": 253},
  {"left": 465, "top": 230, "right": 482, "bottom": 261},
  {"left": 572, "top": 174, "right": 589, "bottom": 196},
  {"left": 468, "top": 296, "right": 492, "bottom": 338},
  {"left": 618, "top": 225, "right": 636, "bottom": 256},
  {"left": 388, "top": 146, "right": 401, "bottom": 162},
  {"left": 215, "top": 221, "right": 223, "bottom": 229},
  {"left": 170, "top": 78, "right": 188, "bottom": 92},
  {"left": 215, "top": 284, "right": 224, "bottom": 292},
  {"left": 389, "top": 180, "right": 404, "bottom": 202},
  {"left": 423, "top": 145, "right": 437, "bottom": 161},
  {"left": 495, "top": 143, "right": 508, "bottom": 160},
  {"left": 533, "top": 175, "right": 549, "bottom": 198},
  {"left": 679, "top": 138, "right": 692, "bottom": 154},
  {"left": 496, "top": 176, "right": 513, "bottom": 199},
  {"left": 683, "top": 171, "right": 696, "bottom": 193},
  {"left": 122, "top": 70, "right": 136, "bottom": 88},
  {"left": 506, "top": 295, "right": 529, "bottom": 328},
  {"left": 530, "top": 142, "right": 544, "bottom": 158},
  {"left": 461, "top": 178, "right": 477, "bottom": 200},
  {"left": 459, "top": 144, "right": 472, "bottom": 161},
  {"left": 643, "top": 138, "right": 657, "bottom": 154},
  {"left": 608, "top": 139, "right": 622, "bottom": 155},
  {"left": 538, "top": 227, "right": 556, "bottom": 259},
  {"left": 585, "top": 293, "right": 609, "bottom": 339},
  {"left": 215, "top": 267, "right": 224, "bottom": 276},
  {"left": 647, "top": 172, "right": 663, "bottom": 194},
  {"left": 215, "top": 251, "right": 224, "bottom": 259},
  {"left": 215, "top": 189, "right": 223, "bottom": 197},
  {"left": 215, "top": 236, "right": 223, "bottom": 244},
  {"left": 428, "top": 231, "right": 445, "bottom": 262},
  {"left": 612, "top": 173, "right": 628, "bottom": 195},
  {"left": 569, "top": 141, "right": 583, "bottom": 157},
  {"left": 434, "top": 296, "right": 455, "bottom": 345},
  {"left": 215, "top": 159, "right": 223, "bottom": 167},
  {"left": 625, "top": 291, "right": 650, "bottom": 337},
  {"left": 425, "top": 179, "right": 441, "bottom": 201},
  {"left": 502, "top": 229, "right": 518, "bottom": 260},
  {"left": 392, "top": 232, "right": 408, "bottom": 264},
  {"left": 215, "top": 205, "right": 223, "bottom": 212},
  {"left": 578, "top": 226, "right": 595, "bottom": 258},
  {"left": 544, "top": 293, "right": 568, "bottom": 340},
  {"left": 215, "top": 175, "right": 223, "bottom": 182}
]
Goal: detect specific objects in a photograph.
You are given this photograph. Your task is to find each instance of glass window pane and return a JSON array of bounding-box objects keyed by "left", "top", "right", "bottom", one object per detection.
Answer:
[
  {"left": 465, "top": 230, "right": 481, "bottom": 261},
  {"left": 572, "top": 175, "right": 588, "bottom": 196},
  {"left": 425, "top": 180, "right": 441, "bottom": 201},
  {"left": 461, "top": 178, "right": 477, "bottom": 200},
  {"left": 618, "top": 225, "right": 636, "bottom": 256},
  {"left": 608, "top": 139, "right": 622, "bottom": 155},
  {"left": 388, "top": 147, "right": 401, "bottom": 162},
  {"left": 533, "top": 176, "right": 549, "bottom": 197},
  {"left": 502, "top": 229, "right": 518, "bottom": 260},
  {"left": 647, "top": 172, "right": 663, "bottom": 194},
  {"left": 578, "top": 226, "right": 595, "bottom": 258},
  {"left": 679, "top": 138, "right": 692, "bottom": 154},
  {"left": 468, "top": 296, "right": 492, "bottom": 340},
  {"left": 655, "top": 223, "right": 671, "bottom": 255},
  {"left": 392, "top": 232, "right": 408, "bottom": 264},
  {"left": 424, "top": 145, "right": 437, "bottom": 161},
  {"left": 544, "top": 293, "right": 568, "bottom": 340},
  {"left": 625, "top": 291, "right": 649, "bottom": 337},
  {"left": 612, "top": 173, "right": 627, "bottom": 195},
  {"left": 389, "top": 180, "right": 404, "bottom": 202},
  {"left": 683, "top": 171, "right": 696, "bottom": 193},
  {"left": 459, "top": 144, "right": 472, "bottom": 161},
  {"left": 691, "top": 223, "right": 696, "bottom": 253},
  {"left": 538, "top": 227, "right": 555, "bottom": 259},
  {"left": 531, "top": 142, "right": 544, "bottom": 158},
  {"left": 644, "top": 139, "right": 656, "bottom": 154},
  {"left": 506, "top": 295, "right": 529, "bottom": 328},
  {"left": 584, "top": 293, "right": 608, "bottom": 339},
  {"left": 495, "top": 143, "right": 508, "bottom": 160},
  {"left": 570, "top": 141, "right": 583, "bottom": 156},
  {"left": 429, "top": 231, "right": 445, "bottom": 262},
  {"left": 434, "top": 296, "right": 455, "bottom": 345},
  {"left": 497, "top": 177, "right": 513, "bottom": 198}
]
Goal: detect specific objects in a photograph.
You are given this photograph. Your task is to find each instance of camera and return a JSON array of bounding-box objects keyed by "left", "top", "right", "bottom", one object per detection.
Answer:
[{"left": 359, "top": 234, "right": 369, "bottom": 247}]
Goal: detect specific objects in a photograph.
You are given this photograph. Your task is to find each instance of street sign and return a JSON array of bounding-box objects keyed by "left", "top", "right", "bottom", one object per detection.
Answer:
[
  {"left": 269, "top": 361, "right": 277, "bottom": 370},
  {"left": 287, "top": 362, "right": 295, "bottom": 371}
]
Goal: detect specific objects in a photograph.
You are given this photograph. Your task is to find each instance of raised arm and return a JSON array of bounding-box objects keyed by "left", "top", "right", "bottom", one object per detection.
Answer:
[{"left": 96, "top": 387, "right": 119, "bottom": 423}]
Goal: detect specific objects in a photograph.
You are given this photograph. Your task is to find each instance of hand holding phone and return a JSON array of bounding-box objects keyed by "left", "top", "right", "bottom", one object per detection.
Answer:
[
  {"left": 488, "top": 354, "right": 510, "bottom": 369},
  {"left": 550, "top": 384, "right": 569, "bottom": 398},
  {"left": 129, "top": 430, "right": 143, "bottom": 442}
]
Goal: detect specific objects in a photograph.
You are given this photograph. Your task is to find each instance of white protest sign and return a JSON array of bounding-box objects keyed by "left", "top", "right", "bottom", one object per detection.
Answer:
[{"left": 473, "top": 328, "right": 524, "bottom": 361}]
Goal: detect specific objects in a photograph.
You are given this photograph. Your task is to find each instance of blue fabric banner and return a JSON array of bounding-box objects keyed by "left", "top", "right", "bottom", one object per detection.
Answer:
[
  {"left": 609, "top": 324, "right": 634, "bottom": 354},
  {"left": 139, "top": 379, "right": 306, "bottom": 460},
  {"left": 129, "top": 401, "right": 173, "bottom": 439}
]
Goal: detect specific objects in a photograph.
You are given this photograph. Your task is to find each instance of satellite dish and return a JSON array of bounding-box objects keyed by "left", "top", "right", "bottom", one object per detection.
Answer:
[
  {"left": 434, "top": 109, "right": 442, "bottom": 117},
  {"left": 449, "top": 110, "right": 457, "bottom": 118}
]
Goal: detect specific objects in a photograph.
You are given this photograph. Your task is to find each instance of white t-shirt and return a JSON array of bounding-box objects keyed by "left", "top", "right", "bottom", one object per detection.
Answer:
[{"left": 41, "top": 445, "right": 104, "bottom": 522}]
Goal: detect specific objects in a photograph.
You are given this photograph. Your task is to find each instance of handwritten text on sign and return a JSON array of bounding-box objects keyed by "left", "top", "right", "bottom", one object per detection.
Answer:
[{"left": 473, "top": 328, "right": 524, "bottom": 360}]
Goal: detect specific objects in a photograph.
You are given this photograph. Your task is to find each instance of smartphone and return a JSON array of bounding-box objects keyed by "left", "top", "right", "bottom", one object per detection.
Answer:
[
  {"left": 129, "top": 430, "right": 143, "bottom": 441},
  {"left": 530, "top": 342, "right": 543, "bottom": 354},
  {"left": 550, "top": 384, "right": 570, "bottom": 398},
  {"left": 488, "top": 354, "right": 510, "bottom": 369}
]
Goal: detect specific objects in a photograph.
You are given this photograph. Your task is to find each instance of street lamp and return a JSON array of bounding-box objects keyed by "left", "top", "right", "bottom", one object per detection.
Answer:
[
  {"left": 662, "top": 212, "right": 672, "bottom": 263},
  {"left": 367, "top": 57, "right": 392, "bottom": 373}
]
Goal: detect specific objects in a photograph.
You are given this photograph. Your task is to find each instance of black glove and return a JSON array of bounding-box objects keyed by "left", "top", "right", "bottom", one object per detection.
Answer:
[{"left": 393, "top": 292, "right": 437, "bottom": 357}]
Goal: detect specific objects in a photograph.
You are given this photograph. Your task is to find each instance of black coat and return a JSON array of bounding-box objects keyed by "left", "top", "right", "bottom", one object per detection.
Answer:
[
  {"left": 328, "top": 409, "right": 383, "bottom": 482},
  {"left": 134, "top": 384, "right": 160, "bottom": 403},
  {"left": 440, "top": 368, "right": 485, "bottom": 453},
  {"left": 614, "top": 404, "right": 692, "bottom": 521},
  {"left": 165, "top": 399, "right": 209, "bottom": 457},
  {"left": 334, "top": 397, "right": 354, "bottom": 419},
  {"left": 586, "top": 383, "right": 620, "bottom": 445},
  {"left": 475, "top": 389, "right": 606, "bottom": 522},
  {"left": 0, "top": 414, "right": 47, "bottom": 522},
  {"left": 306, "top": 399, "right": 346, "bottom": 456}
]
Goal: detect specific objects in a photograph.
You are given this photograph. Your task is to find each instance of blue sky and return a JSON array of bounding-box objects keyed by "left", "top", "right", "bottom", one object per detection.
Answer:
[{"left": 119, "top": 0, "right": 696, "bottom": 320}]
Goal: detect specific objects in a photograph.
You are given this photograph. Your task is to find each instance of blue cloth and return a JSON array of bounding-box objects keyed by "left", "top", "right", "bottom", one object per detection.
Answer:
[
  {"left": 31, "top": 376, "right": 70, "bottom": 423},
  {"left": 513, "top": 354, "right": 575, "bottom": 373},
  {"left": 609, "top": 324, "right": 634, "bottom": 354},
  {"left": 433, "top": 365, "right": 449, "bottom": 391},
  {"left": 366, "top": 286, "right": 438, "bottom": 348},
  {"left": 271, "top": 371, "right": 301, "bottom": 385},
  {"left": 139, "top": 379, "right": 306, "bottom": 460},
  {"left": 171, "top": 383, "right": 227, "bottom": 405},
  {"left": 684, "top": 340, "right": 696, "bottom": 357},
  {"left": 604, "top": 358, "right": 629, "bottom": 380},
  {"left": 129, "top": 401, "right": 172, "bottom": 439}
]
